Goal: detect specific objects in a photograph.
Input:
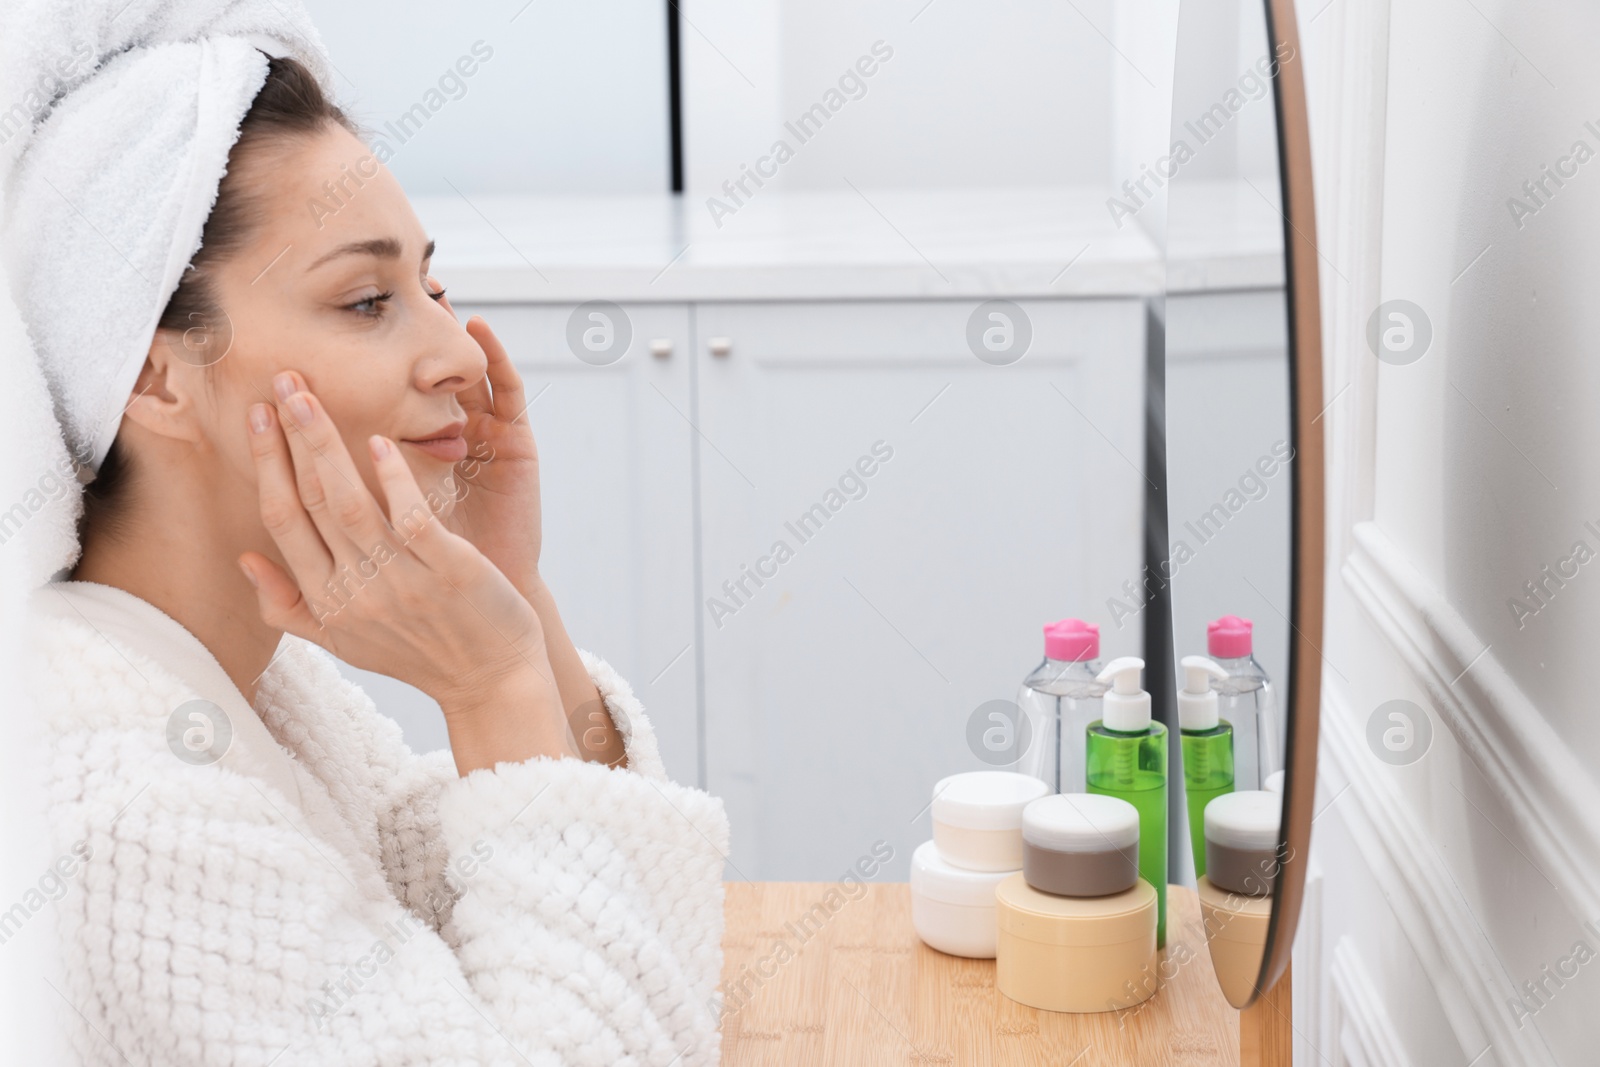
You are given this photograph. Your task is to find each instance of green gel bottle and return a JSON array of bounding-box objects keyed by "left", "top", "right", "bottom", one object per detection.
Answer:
[
  {"left": 1178, "top": 655, "right": 1234, "bottom": 883},
  {"left": 1086, "top": 656, "right": 1169, "bottom": 947}
]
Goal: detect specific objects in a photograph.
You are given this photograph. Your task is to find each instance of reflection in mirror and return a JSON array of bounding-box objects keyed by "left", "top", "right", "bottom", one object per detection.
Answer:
[{"left": 1165, "top": 0, "right": 1293, "bottom": 1010}]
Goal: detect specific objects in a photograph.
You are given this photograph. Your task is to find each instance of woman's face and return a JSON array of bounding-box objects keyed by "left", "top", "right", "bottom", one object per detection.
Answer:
[{"left": 177, "top": 123, "right": 484, "bottom": 524}]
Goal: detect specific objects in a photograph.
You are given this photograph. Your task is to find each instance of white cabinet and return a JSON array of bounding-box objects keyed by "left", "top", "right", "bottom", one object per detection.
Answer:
[
  {"left": 693, "top": 299, "right": 1146, "bottom": 879},
  {"left": 343, "top": 293, "right": 1147, "bottom": 880}
]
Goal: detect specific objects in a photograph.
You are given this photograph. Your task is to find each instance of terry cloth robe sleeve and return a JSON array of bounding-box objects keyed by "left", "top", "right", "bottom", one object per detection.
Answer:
[
  {"left": 37, "top": 616, "right": 730, "bottom": 1067},
  {"left": 260, "top": 640, "right": 680, "bottom": 935}
]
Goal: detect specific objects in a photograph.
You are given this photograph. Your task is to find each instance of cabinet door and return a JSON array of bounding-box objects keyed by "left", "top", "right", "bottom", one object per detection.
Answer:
[
  {"left": 338, "top": 303, "right": 701, "bottom": 785},
  {"left": 694, "top": 299, "right": 1146, "bottom": 880}
]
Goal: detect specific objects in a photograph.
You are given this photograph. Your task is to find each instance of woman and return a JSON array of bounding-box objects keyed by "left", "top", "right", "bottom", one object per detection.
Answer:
[{"left": 15, "top": 33, "right": 729, "bottom": 1067}]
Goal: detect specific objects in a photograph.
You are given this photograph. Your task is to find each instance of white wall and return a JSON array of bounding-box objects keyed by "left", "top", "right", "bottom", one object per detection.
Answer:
[
  {"left": 307, "top": 0, "right": 1144, "bottom": 206},
  {"left": 303, "top": 0, "right": 671, "bottom": 195},
  {"left": 305, "top": 0, "right": 1175, "bottom": 223},
  {"left": 682, "top": 0, "right": 1121, "bottom": 199},
  {"left": 1114, "top": 0, "right": 1182, "bottom": 242},
  {"left": 1297, "top": 0, "right": 1600, "bottom": 1063}
]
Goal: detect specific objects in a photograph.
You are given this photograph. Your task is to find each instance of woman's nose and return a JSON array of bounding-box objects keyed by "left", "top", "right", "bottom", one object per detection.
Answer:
[{"left": 415, "top": 303, "right": 487, "bottom": 394}]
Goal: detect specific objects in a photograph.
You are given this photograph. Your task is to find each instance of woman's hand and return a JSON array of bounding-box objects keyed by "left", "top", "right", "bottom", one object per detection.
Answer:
[
  {"left": 435, "top": 291, "right": 543, "bottom": 597},
  {"left": 236, "top": 373, "right": 577, "bottom": 772},
  {"left": 425, "top": 292, "right": 630, "bottom": 771},
  {"left": 431, "top": 292, "right": 628, "bottom": 769}
]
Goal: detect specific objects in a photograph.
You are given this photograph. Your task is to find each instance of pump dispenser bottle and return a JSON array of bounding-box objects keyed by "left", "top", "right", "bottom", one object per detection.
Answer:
[
  {"left": 1085, "top": 656, "right": 1169, "bottom": 947},
  {"left": 1178, "top": 655, "right": 1233, "bottom": 881}
]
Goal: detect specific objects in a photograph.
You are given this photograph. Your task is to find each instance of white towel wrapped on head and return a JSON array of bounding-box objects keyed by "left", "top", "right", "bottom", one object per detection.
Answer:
[
  {"left": 0, "top": 0, "right": 332, "bottom": 165},
  {"left": 0, "top": 0, "right": 333, "bottom": 587}
]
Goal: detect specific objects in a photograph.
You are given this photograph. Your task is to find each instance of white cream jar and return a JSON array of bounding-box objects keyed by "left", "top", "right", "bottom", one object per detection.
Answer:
[
  {"left": 910, "top": 840, "right": 1012, "bottom": 958},
  {"left": 931, "top": 771, "right": 1050, "bottom": 872}
]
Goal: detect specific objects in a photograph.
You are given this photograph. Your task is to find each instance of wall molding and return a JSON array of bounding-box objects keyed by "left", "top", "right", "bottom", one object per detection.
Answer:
[
  {"left": 1328, "top": 936, "right": 1413, "bottom": 1067},
  {"left": 1344, "top": 521, "right": 1600, "bottom": 925},
  {"left": 1302, "top": 0, "right": 1583, "bottom": 1060},
  {"left": 1320, "top": 683, "right": 1559, "bottom": 1066}
]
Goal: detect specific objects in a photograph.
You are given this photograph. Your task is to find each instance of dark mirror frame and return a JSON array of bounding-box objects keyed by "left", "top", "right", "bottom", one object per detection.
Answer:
[{"left": 1250, "top": 0, "right": 1324, "bottom": 1007}]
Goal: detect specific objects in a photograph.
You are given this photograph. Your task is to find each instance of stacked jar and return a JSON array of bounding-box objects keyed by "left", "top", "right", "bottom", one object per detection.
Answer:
[
  {"left": 910, "top": 771, "right": 1049, "bottom": 959},
  {"left": 994, "top": 793, "right": 1162, "bottom": 1013},
  {"left": 1195, "top": 790, "right": 1282, "bottom": 1005}
]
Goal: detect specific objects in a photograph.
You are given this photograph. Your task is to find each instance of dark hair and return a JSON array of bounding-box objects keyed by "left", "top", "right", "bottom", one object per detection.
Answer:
[{"left": 82, "top": 54, "right": 360, "bottom": 536}]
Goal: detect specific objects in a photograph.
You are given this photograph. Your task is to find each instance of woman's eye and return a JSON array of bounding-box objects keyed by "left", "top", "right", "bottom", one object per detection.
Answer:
[
  {"left": 425, "top": 277, "right": 448, "bottom": 302},
  {"left": 346, "top": 291, "right": 394, "bottom": 317}
]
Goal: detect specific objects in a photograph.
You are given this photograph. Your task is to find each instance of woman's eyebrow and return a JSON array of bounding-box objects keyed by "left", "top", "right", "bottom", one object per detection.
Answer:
[{"left": 307, "top": 236, "right": 436, "bottom": 271}]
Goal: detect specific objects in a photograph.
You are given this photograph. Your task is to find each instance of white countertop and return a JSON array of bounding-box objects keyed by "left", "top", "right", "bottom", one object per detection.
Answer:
[
  {"left": 414, "top": 186, "right": 1164, "bottom": 303},
  {"left": 413, "top": 182, "right": 1283, "bottom": 304},
  {"left": 1165, "top": 178, "right": 1286, "bottom": 293}
]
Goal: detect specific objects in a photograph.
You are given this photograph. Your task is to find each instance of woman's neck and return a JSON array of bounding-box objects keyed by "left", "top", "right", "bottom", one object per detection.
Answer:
[{"left": 71, "top": 482, "right": 284, "bottom": 705}]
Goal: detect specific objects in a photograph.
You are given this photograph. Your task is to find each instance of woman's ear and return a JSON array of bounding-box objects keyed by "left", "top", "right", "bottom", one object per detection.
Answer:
[{"left": 120, "top": 330, "right": 211, "bottom": 446}]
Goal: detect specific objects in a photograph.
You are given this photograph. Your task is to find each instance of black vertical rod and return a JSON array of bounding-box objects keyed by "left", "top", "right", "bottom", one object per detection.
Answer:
[{"left": 667, "top": 1, "right": 684, "bottom": 192}]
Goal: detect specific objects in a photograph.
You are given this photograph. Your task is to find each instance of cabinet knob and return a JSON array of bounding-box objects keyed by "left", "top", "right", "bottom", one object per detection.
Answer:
[
  {"left": 708, "top": 336, "right": 732, "bottom": 358},
  {"left": 649, "top": 338, "right": 673, "bottom": 359}
]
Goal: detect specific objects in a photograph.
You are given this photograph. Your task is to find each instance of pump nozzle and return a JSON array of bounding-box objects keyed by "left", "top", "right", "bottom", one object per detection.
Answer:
[
  {"left": 1178, "top": 655, "right": 1228, "bottom": 731},
  {"left": 1094, "top": 656, "right": 1150, "bottom": 732}
]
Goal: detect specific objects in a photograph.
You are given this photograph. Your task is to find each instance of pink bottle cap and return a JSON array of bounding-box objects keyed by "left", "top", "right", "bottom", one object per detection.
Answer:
[
  {"left": 1208, "top": 616, "right": 1253, "bottom": 658},
  {"left": 1044, "top": 619, "right": 1099, "bottom": 662}
]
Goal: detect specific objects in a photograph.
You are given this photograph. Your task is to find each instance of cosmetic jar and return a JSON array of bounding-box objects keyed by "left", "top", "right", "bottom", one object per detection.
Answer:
[
  {"left": 995, "top": 873, "right": 1158, "bottom": 1012},
  {"left": 1021, "top": 794, "right": 1140, "bottom": 897},
  {"left": 1203, "top": 790, "right": 1282, "bottom": 897},
  {"left": 1263, "top": 770, "right": 1284, "bottom": 794},
  {"left": 909, "top": 840, "right": 1011, "bottom": 958},
  {"left": 931, "top": 771, "right": 1050, "bottom": 872},
  {"left": 1197, "top": 874, "right": 1273, "bottom": 1006}
]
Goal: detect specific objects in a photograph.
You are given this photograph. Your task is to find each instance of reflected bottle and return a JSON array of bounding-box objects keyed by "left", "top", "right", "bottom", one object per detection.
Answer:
[
  {"left": 1086, "top": 656, "right": 1168, "bottom": 948},
  {"left": 1208, "top": 616, "right": 1278, "bottom": 791},
  {"left": 1016, "top": 619, "right": 1107, "bottom": 793},
  {"left": 1178, "top": 655, "right": 1233, "bottom": 881}
]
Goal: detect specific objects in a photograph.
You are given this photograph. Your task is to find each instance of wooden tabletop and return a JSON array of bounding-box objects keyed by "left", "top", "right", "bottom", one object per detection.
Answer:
[{"left": 719, "top": 882, "right": 1238, "bottom": 1066}]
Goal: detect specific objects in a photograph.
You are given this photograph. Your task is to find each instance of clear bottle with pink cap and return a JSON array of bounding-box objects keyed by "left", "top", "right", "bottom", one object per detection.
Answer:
[
  {"left": 1207, "top": 615, "right": 1280, "bottom": 791},
  {"left": 1016, "top": 619, "right": 1109, "bottom": 794}
]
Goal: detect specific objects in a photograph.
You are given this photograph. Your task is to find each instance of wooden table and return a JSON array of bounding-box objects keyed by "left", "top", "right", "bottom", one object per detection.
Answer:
[{"left": 719, "top": 883, "right": 1238, "bottom": 1066}]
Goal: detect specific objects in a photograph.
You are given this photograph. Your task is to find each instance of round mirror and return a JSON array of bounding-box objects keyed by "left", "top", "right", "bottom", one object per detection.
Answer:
[{"left": 1162, "top": 0, "right": 1323, "bottom": 1014}]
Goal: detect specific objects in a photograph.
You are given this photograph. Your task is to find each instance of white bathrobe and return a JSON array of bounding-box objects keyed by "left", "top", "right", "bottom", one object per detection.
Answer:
[{"left": 25, "top": 580, "right": 730, "bottom": 1066}]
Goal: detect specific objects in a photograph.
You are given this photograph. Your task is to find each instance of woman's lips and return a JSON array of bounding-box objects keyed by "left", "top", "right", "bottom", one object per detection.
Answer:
[{"left": 401, "top": 434, "right": 468, "bottom": 462}]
